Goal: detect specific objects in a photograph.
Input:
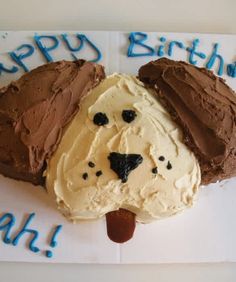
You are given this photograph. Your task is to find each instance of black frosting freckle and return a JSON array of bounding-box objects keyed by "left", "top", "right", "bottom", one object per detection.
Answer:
[
  {"left": 93, "top": 112, "right": 109, "bottom": 126},
  {"left": 152, "top": 167, "right": 158, "bottom": 174},
  {"left": 96, "top": 170, "right": 103, "bottom": 177},
  {"left": 108, "top": 152, "right": 143, "bottom": 183},
  {"left": 159, "top": 156, "right": 165, "bottom": 161},
  {"left": 82, "top": 172, "right": 88, "bottom": 180},
  {"left": 122, "top": 110, "right": 137, "bottom": 123},
  {"left": 88, "top": 161, "right": 95, "bottom": 168},
  {"left": 166, "top": 161, "right": 172, "bottom": 170}
]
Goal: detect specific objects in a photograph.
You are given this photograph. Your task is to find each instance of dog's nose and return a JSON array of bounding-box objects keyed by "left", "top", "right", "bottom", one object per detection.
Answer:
[{"left": 108, "top": 152, "right": 143, "bottom": 183}]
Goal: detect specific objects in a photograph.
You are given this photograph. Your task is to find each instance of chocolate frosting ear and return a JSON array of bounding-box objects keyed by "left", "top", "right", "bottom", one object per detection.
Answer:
[
  {"left": 139, "top": 58, "right": 236, "bottom": 184},
  {"left": 0, "top": 60, "right": 105, "bottom": 185}
]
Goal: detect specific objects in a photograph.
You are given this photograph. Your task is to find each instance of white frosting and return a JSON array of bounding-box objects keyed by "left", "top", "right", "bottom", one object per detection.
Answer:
[{"left": 46, "top": 74, "right": 201, "bottom": 223}]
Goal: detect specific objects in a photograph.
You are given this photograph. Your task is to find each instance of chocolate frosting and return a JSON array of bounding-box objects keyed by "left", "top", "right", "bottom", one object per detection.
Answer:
[
  {"left": 139, "top": 58, "right": 236, "bottom": 184},
  {"left": 0, "top": 60, "right": 105, "bottom": 185}
]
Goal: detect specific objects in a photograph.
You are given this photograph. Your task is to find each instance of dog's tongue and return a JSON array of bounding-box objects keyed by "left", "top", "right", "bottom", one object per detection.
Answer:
[{"left": 106, "top": 209, "right": 136, "bottom": 243}]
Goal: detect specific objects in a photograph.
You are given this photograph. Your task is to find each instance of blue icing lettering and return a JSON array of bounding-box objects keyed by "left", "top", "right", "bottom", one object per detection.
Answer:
[
  {"left": 227, "top": 62, "right": 236, "bottom": 78},
  {"left": 186, "top": 39, "right": 206, "bottom": 65},
  {"left": 12, "top": 213, "right": 40, "bottom": 253},
  {"left": 206, "top": 43, "right": 224, "bottom": 76},
  {"left": 0, "top": 212, "right": 63, "bottom": 258},
  {"left": 80, "top": 35, "right": 102, "bottom": 62},
  {"left": 0, "top": 213, "right": 16, "bottom": 244},
  {"left": 62, "top": 33, "right": 102, "bottom": 62},
  {"left": 50, "top": 225, "right": 63, "bottom": 248},
  {"left": 9, "top": 44, "right": 34, "bottom": 72},
  {"left": 44, "top": 224, "right": 63, "bottom": 258},
  {"left": 127, "top": 32, "right": 155, "bottom": 57},
  {"left": 71, "top": 53, "right": 79, "bottom": 61},
  {"left": 168, "top": 40, "right": 184, "bottom": 56},
  {"left": 0, "top": 63, "right": 18, "bottom": 75},
  {"left": 34, "top": 35, "right": 59, "bottom": 62},
  {"left": 0, "top": 32, "right": 234, "bottom": 81},
  {"left": 61, "top": 33, "right": 84, "bottom": 52},
  {"left": 45, "top": 250, "right": 53, "bottom": 258},
  {"left": 75, "top": 34, "right": 102, "bottom": 62},
  {"left": 157, "top": 37, "right": 166, "bottom": 57}
]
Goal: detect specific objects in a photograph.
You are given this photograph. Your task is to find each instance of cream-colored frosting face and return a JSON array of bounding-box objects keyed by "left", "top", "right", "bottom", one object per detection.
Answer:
[{"left": 46, "top": 74, "right": 201, "bottom": 223}]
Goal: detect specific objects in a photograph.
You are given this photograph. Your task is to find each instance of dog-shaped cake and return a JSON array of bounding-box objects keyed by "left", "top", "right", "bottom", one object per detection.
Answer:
[{"left": 0, "top": 58, "right": 235, "bottom": 243}]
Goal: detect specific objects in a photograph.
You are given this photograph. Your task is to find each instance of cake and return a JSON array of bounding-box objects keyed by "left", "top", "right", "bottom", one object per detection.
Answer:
[
  {"left": 0, "top": 57, "right": 235, "bottom": 243},
  {"left": 46, "top": 73, "right": 201, "bottom": 242}
]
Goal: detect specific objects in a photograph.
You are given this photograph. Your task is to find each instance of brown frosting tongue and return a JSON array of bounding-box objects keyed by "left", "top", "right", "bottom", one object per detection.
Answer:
[
  {"left": 139, "top": 58, "right": 236, "bottom": 184},
  {"left": 106, "top": 209, "right": 136, "bottom": 243},
  {"left": 0, "top": 60, "right": 105, "bottom": 185}
]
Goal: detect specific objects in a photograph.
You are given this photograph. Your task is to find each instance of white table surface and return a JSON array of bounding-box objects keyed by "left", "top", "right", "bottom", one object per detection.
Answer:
[{"left": 0, "top": 0, "right": 235, "bottom": 281}]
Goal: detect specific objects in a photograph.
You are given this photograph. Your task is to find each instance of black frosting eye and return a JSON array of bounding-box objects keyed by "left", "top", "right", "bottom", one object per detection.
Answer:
[
  {"left": 122, "top": 110, "right": 137, "bottom": 123},
  {"left": 93, "top": 112, "right": 109, "bottom": 126}
]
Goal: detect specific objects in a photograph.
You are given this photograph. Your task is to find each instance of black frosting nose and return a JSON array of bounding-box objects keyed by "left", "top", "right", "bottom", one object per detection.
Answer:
[{"left": 108, "top": 152, "right": 143, "bottom": 183}]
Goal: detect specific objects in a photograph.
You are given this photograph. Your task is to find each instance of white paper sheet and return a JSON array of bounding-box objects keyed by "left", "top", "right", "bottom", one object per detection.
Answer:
[{"left": 0, "top": 31, "right": 235, "bottom": 263}]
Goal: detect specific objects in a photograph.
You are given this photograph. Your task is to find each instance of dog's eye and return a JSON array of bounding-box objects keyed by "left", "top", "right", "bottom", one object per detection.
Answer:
[
  {"left": 93, "top": 112, "right": 109, "bottom": 126},
  {"left": 122, "top": 110, "right": 137, "bottom": 123}
]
